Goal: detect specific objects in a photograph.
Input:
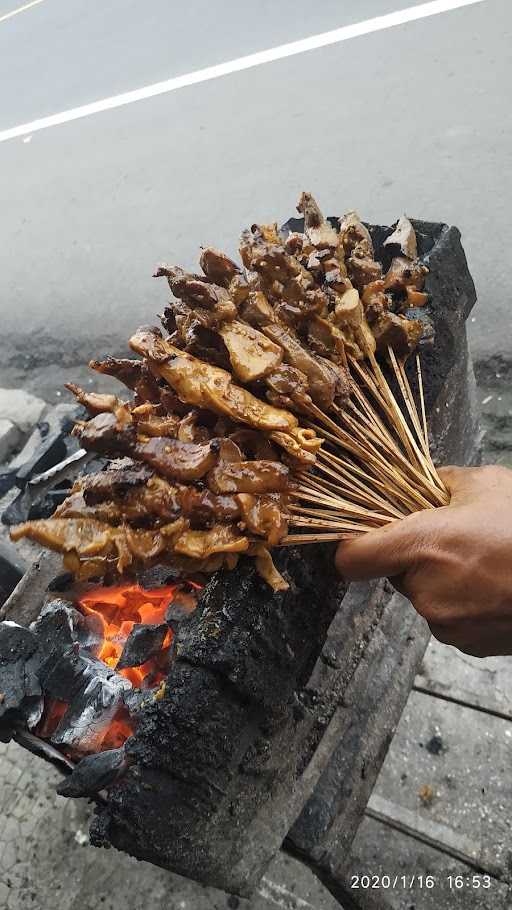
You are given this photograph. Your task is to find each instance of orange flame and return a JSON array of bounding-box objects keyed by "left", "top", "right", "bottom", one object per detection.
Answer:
[{"left": 78, "top": 583, "right": 181, "bottom": 686}]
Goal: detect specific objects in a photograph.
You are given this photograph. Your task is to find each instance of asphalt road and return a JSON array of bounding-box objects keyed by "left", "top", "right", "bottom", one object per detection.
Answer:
[{"left": 0, "top": 0, "right": 511, "bottom": 401}]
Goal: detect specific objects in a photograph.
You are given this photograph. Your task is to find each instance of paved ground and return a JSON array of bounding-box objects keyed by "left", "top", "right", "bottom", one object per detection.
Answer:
[{"left": 0, "top": 0, "right": 511, "bottom": 406}]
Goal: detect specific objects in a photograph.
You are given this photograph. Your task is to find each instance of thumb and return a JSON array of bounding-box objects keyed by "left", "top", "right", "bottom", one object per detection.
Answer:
[{"left": 335, "top": 510, "right": 433, "bottom": 581}]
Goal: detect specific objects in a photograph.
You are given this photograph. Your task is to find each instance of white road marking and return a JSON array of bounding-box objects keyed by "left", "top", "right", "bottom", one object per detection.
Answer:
[
  {"left": 0, "top": 0, "right": 487, "bottom": 144},
  {"left": 0, "top": 0, "right": 45, "bottom": 26}
]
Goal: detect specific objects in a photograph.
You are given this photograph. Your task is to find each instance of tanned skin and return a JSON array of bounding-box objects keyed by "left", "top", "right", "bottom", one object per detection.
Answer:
[{"left": 336, "top": 466, "right": 512, "bottom": 657}]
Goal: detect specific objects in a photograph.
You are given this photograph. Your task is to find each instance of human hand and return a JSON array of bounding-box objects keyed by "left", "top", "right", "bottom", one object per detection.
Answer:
[{"left": 335, "top": 465, "right": 512, "bottom": 657}]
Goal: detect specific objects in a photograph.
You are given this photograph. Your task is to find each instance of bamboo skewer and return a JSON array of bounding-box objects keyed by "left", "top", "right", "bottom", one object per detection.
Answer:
[{"left": 289, "top": 343, "right": 450, "bottom": 543}]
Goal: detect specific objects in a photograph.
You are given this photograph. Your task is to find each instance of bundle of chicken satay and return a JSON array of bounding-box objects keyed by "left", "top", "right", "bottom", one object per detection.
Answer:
[{"left": 11, "top": 193, "right": 448, "bottom": 591}]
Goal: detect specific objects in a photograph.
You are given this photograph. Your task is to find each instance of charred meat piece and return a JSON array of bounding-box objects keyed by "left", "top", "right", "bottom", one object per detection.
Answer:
[
  {"left": 73, "top": 412, "right": 135, "bottom": 456},
  {"left": 133, "top": 437, "right": 219, "bottom": 483},
  {"left": 57, "top": 747, "right": 129, "bottom": 797},
  {"left": 79, "top": 461, "right": 152, "bottom": 505},
  {"left": 178, "top": 486, "right": 240, "bottom": 527},
  {"left": 157, "top": 265, "right": 237, "bottom": 319}
]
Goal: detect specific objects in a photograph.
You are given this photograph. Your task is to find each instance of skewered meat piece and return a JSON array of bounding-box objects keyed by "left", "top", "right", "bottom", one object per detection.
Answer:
[
  {"left": 218, "top": 320, "right": 283, "bottom": 382},
  {"left": 178, "top": 487, "right": 240, "bottom": 528},
  {"left": 264, "top": 363, "right": 312, "bottom": 412},
  {"left": 156, "top": 265, "right": 237, "bottom": 321},
  {"left": 11, "top": 516, "right": 198, "bottom": 576},
  {"left": 199, "top": 247, "right": 241, "bottom": 286},
  {"left": 208, "top": 459, "right": 290, "bottom": 494},
  {"left": 383, "top": 215, "right": 418, "bottom": 260},
  {"left": 297, "top": 191, "right": 339, "bottom": 249},
  {"left": 237, "top": 493, "right": 289, "bottom": 546},
  {"left": 134, "top": 414, "right": 182, "bottom": 437},
  {"left": 176, "top": 411, "right": 213, "bottom": 444},
  {"left": 361, "top": 280, "right": 390, "bottom": 324},
  {"left": 228, "top": 429, "right": 278, "bottom": 461},
  {"left": 129, "top": 327, "right": 300, "bottom": 434},
  {"left": 133, "top": 437, "right": 219, "bottom": 483},
  {"left": 383, "top": 256, "right": 429, "bottom": 308},
  {"left": 79, "top": 461, "right": 152, "bottom": 504},
  {"left": 173, "top": 525, "right": 249, "bottom": 560},
  {"left": 73, "top": 411, "right": 135, "bottom": 455},
  {"left": 89, "top": 357, "right": 162, "bottom": 403},
  {"left": 248, "top": 543, "right": 289, "bottom": 591},
  {"left": 74, "top": 411, "right": 220, "bottom": 483},
  {"left": 371, "top": 311, "right": 424, "bottom": 357},
  {"left": 332, "top": 288, "right": 376, "bottom": 360},
  {"left": 261, "top": 322, "right": 348, "bottom": 410},
  {"left": 65, "top": 384, "right": 120, "bottom": 416},
  {"left": 240, "top": 291, "right": 276, "bottom": 329},
  {"left": 338, "top": 210, "right": 383, "bottom": 291}
]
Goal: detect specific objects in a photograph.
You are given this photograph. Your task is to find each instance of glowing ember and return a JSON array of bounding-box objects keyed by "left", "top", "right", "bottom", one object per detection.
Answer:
[
  {"left": 78, "top": 583, "right": 179, "bottom": 688},
  {"left": 34, "top": 581, "right": 200, "bottom": 757}
]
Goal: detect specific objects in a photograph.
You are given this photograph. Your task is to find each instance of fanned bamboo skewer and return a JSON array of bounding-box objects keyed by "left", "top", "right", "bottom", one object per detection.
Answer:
[{"left": 289, "top": 348, "right": 448, "bottom": 542}]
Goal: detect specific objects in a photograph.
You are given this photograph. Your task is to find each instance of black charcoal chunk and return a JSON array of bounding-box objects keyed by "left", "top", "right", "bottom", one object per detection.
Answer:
[
  {"left": 31, "top": 600, "right": 82, "bottom": 654},
  {"left": 0, "top": 622, "right": 43, "bottom": 725},
  {"left": 165, "top": 590, "right": 197, "bottom": 631},
  {"left": 57, "top": 746, "right": 129, "bottom": 797},
  {"left": 37, "top": 643, "right": 87, "bottom": 701},
  {"left": 116, "top": 623, "right": 167, "bottom": 670},
  {"left": 13, "top": 729, "right": 75, "bottom": 773}
]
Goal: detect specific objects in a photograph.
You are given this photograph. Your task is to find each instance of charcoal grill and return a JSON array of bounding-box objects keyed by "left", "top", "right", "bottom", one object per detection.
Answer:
[{"left": 0, "top": 219, "right": 480, "bottom": 909}]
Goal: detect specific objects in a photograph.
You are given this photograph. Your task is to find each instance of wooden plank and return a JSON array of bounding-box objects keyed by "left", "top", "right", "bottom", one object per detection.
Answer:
[
  {"left": 371, "top": 690, "right": 512, "bottom": 876},
  {"left": 416, "top": 638, "right": 512, "bottom": 720},
  {"left": 288, "top": 592, "right": 430, "bottom": 861},
  {"left": 347, "top": 816, "right": 511, "bottom": 909}
]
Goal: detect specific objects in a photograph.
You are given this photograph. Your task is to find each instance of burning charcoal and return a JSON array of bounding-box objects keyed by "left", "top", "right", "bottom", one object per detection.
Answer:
[
  {"left": 77, "top": 612, "right": 105, "bottom": 659},
  {"left": 51, "top": 663, "right": 132, "bottom": 749},
  {"left": 116, "top": 623, "right": 167, "bottom": 670},
  {"left": 165, "top": 590, "right": 197, "bottom": 631},
  {"left": 57, "top": 746, "right": 129, "bottom": 797},
  {"left": 0, "top": 621, "right": 43, "bottom": 728}
]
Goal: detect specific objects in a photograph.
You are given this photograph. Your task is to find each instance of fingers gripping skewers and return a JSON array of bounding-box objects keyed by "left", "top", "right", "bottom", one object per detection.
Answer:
[{"left": 11, "top": 193, "right": 447, "bottom": 590}]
